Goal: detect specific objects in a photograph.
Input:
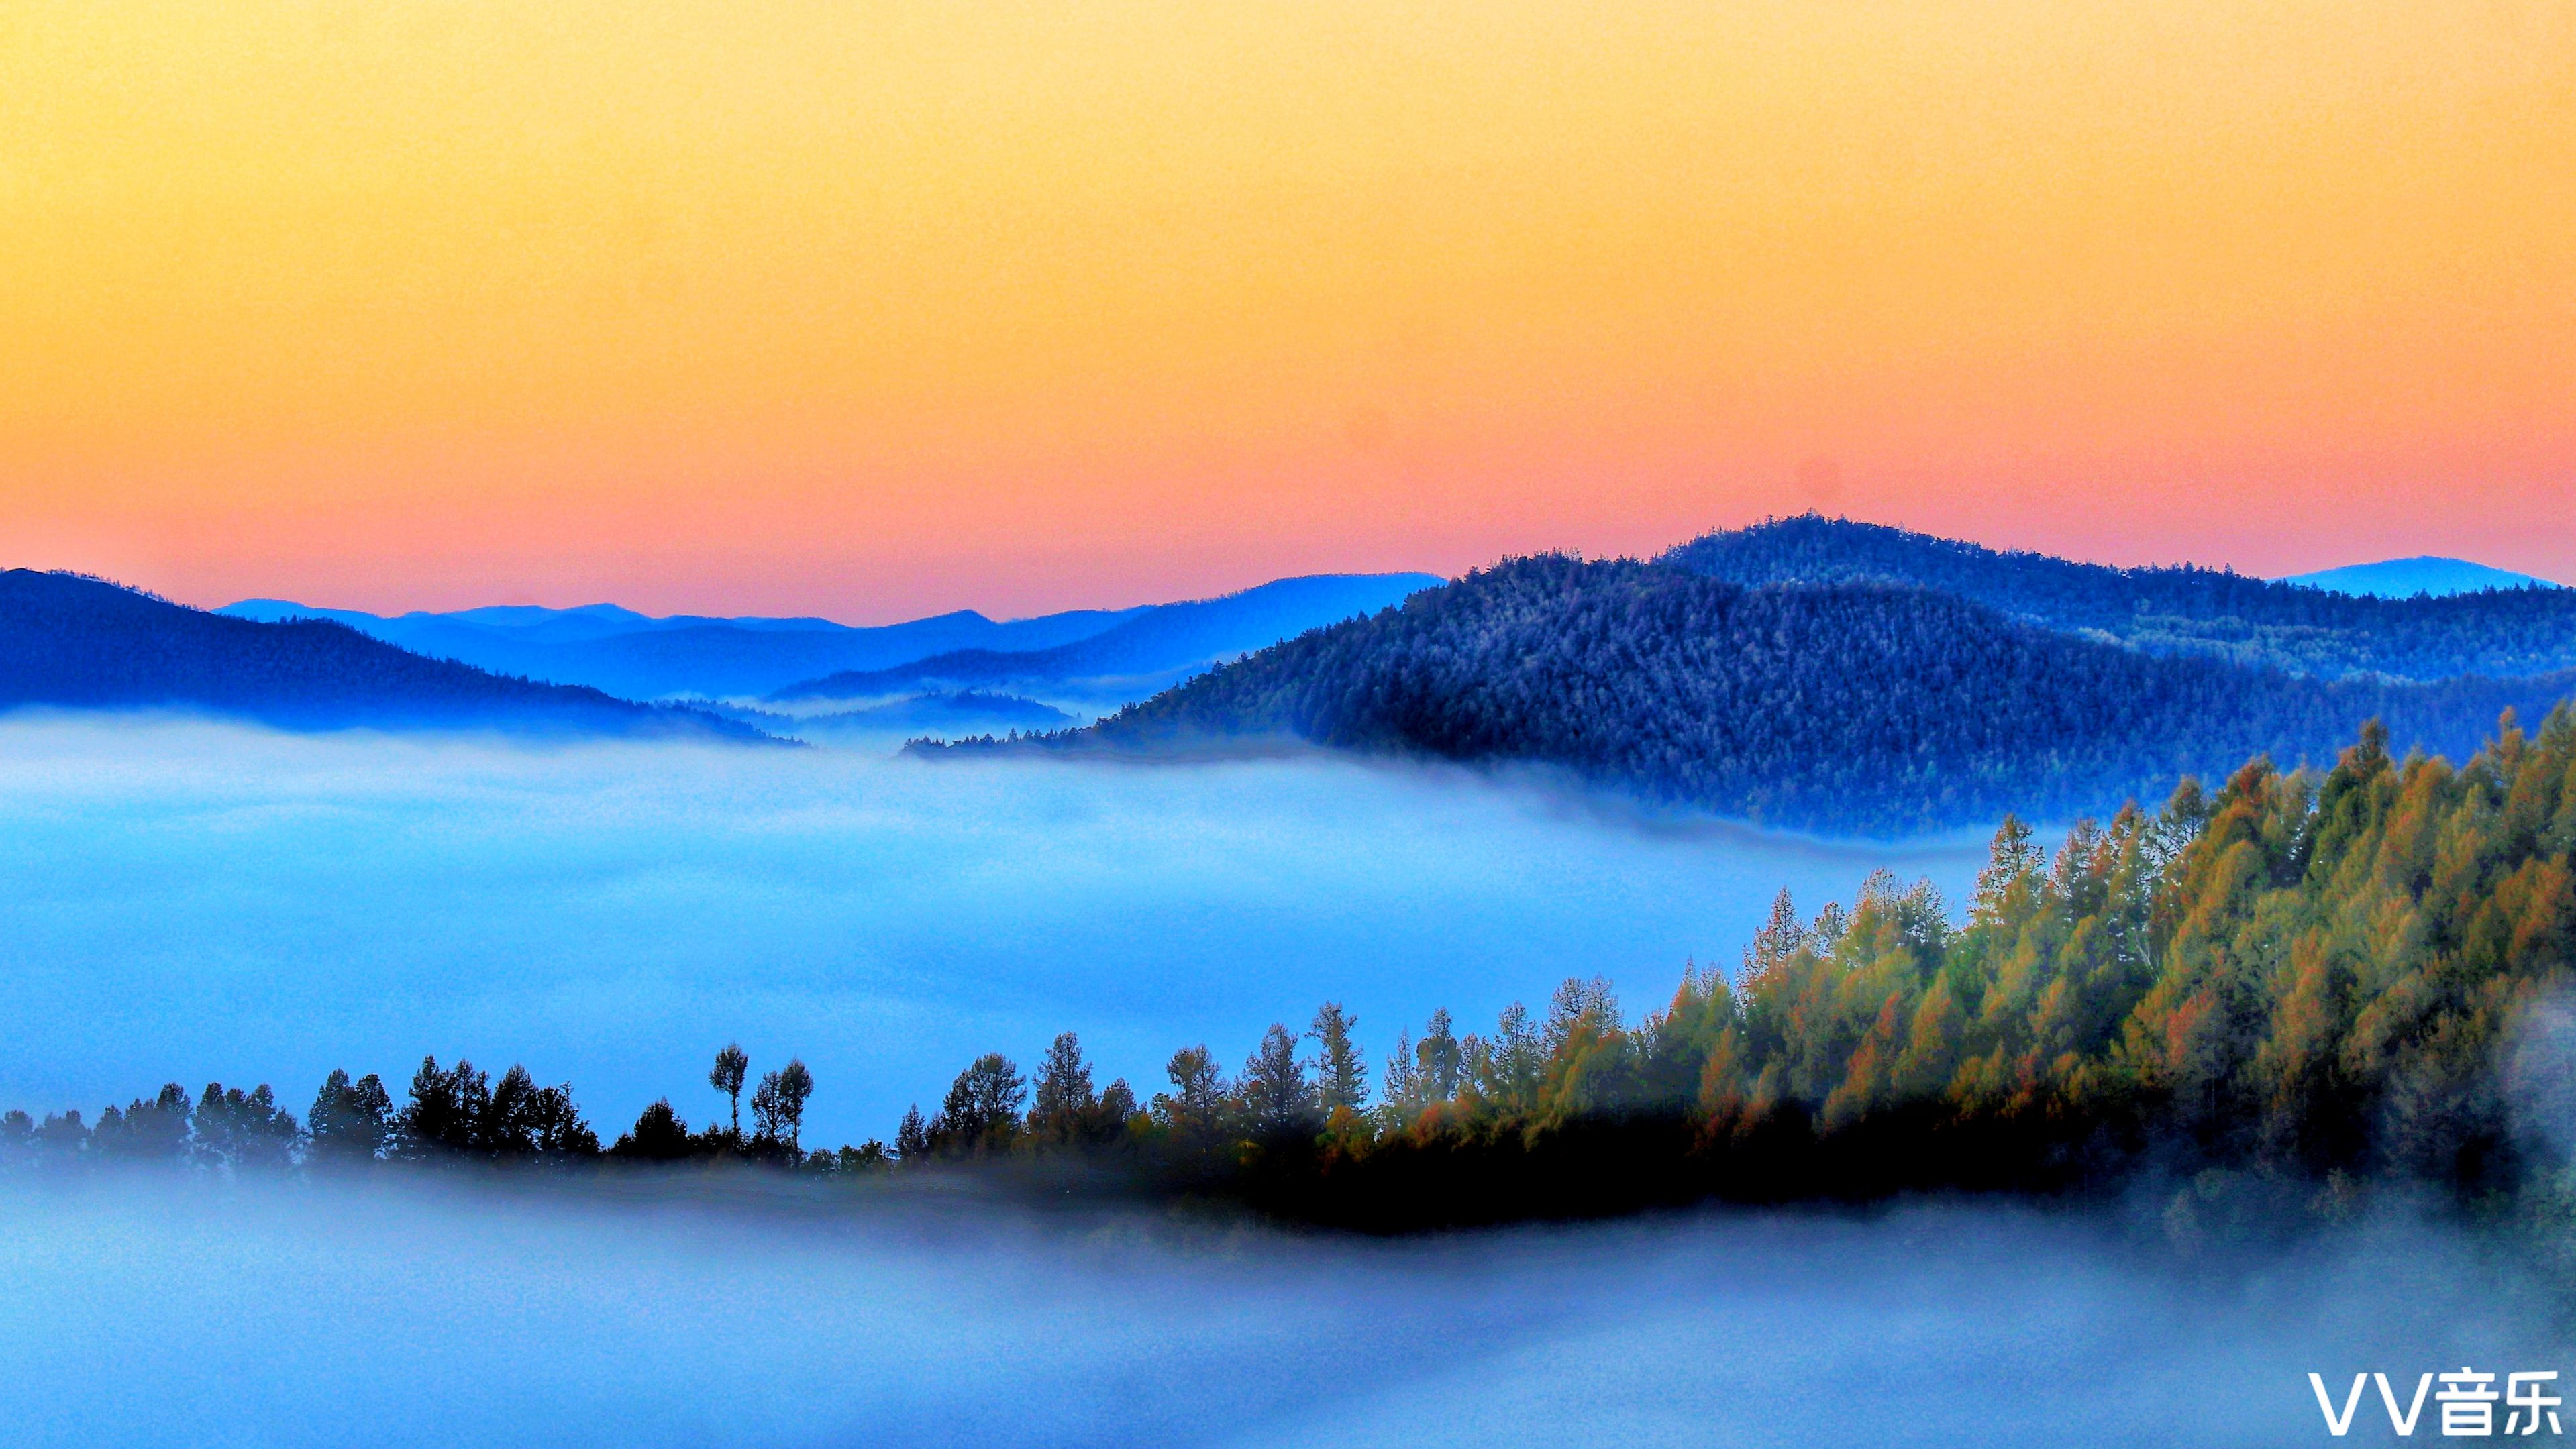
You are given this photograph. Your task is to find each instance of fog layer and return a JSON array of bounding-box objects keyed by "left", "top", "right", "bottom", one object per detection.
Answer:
[
  {"left": 0, "top": 1171, "right": 2553, "bottom": 1448},
  {"left": 0, "top": 718, "right": 1986, "bottom": 1142}
]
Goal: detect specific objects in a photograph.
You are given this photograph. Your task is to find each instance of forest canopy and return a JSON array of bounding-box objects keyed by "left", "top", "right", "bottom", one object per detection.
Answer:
[
  {"left": 1665, "top": 515, "right": 2576, "bottom": 682},
  {"left": 1004, "top": 554, "right": 2576, "bottom": 835}
]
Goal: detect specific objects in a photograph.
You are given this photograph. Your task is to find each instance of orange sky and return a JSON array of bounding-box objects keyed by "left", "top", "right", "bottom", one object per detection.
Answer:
[{"left": 4, "top": 0, "right": 2571, "bottom": 619}]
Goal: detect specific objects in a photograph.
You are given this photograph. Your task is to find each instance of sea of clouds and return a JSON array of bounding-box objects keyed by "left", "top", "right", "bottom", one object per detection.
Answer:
[
  {"left": 0, "top": 716, "right": 1990, "bottom": 1145},
  {"left": 2, "top": 716, "right": 2564, "bottom": 1447},
  {"left": 0, "top": 1169, "right": 2557, "bottom": 1448}
]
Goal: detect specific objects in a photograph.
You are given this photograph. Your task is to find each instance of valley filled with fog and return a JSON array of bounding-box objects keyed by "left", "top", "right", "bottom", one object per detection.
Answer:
[
  {"left": 0, "top": 718, "right": 1989, "bottom": 1147},
  {"left": 5, "top": 718, "right": 2569, "bottom": 1448}
]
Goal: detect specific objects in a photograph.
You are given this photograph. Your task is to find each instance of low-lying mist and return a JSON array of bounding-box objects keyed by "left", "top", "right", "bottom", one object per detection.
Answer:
[
  {"left": 0, "top": 717, "right": 1987, "bottom": 1146},
  {"left": 0, "top": 1169, "right": 2555, "bottom": 1447}
]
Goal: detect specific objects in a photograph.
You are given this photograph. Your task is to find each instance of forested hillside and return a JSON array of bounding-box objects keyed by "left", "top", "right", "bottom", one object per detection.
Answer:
[
  {"left": 1665, "top": 516, "right": 2576, "bottom": 681},
  {"left": 0, "top": 570, "right": 762, "bottom": 738},
  {"left": 1029, "top": 555, "right": 2576, "bottom": 835}
]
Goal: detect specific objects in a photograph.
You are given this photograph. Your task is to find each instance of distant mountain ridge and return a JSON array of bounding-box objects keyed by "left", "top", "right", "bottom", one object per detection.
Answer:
[
  {"left": 2280, "top": 556, "right": 2563, "bottom": 599},
  {"left": 3, "top": 571, "right": 766, "bottom": 740},
  {"left": 765, "top": 573, "right": 1443, "bottom": 703},
  {"left": 1663, "top": 516, "right": 2576, "bottom": 682},
  {"left": 219, "top": 597, "right": 1145, "bottom": 700},
  {"left": 962, "top": 551, "right": 2576, "bottom": 835},
  {"left": 225, "top": 572, "right": 1441, "bottom": 703}
]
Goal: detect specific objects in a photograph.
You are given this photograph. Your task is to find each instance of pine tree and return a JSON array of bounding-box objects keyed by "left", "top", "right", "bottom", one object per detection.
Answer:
[
  {"left": 1308, "top": 1003, "right": 1368, "bottom": 1116},
  {"left": 307, "top": 1070, "right": 393, "bottom": 1162},
  {"left": 894, "top": 1104, "right": 930, "bottom": 1161},
  {"left": 1240, "top": 1024, "right": 1319, "bottom": 1140},
  {"left": 1029, "top": 1032, "right": 1098, "bottom": 1145}
]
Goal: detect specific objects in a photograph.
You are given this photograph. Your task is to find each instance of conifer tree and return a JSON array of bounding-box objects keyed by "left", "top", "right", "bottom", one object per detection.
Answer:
[
  {"left": 1241, "top": 1024, "right": 1320, "bottom": 1139},
  {"left": 1308, "top": 1004, "right": 1368, "bottom": 1116},
  {"left": 1029, "top": 1032, "right": 1098, "bottom": 1145}
]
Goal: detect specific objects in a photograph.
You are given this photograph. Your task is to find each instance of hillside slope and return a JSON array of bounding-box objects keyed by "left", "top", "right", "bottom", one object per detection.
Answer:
[
  {"left": 5, "top": 572, "right": 764, "bottom": 739},
  {"left": 1039, "top": 557, "right": 2573, "bottom": 835},
  {"left": 1665, "top": 517, "right": 2576, "bottom": 682}
]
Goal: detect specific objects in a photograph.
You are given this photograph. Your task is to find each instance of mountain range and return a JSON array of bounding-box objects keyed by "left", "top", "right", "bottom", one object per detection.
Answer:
[
  {"left": 223, "top": 573, "right": 1441, "bottom": 703},
  {"left": 764, "top": 573, "right": 1446, "bottom": 706},
  {"left": 1664, "top": 517, "right": 2576, "bottom": 681},
  {"left": 959, "top": 520, "right": 2576, "bottom": 835},
  {"left": 22, "top": 519, "right": 2576, "bottom": 830},
  {"left": 1, "top": 571, "right": 761, "bottom": 739}
]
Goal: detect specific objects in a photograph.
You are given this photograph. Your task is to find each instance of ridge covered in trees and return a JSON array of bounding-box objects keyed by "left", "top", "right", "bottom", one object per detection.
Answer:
[
  {"left": 0, "top": 570, "right": 768, "bottom": 739},
  {"left": 1665, "top": 515, "right": 2576, "bottom": 682},
  {"left": 968, "top": 554, "right": 2576, "bottom": 835},
  {"left": 15, "top": 714, "right": 2576, "bottom": 1236}
]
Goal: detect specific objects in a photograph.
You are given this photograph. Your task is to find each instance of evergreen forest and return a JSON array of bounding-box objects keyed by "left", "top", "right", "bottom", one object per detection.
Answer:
[
  {"left": 1666, "top": 515, "right": 2576, "bottom": 681},
  {"left": 1004, "top": 554, "right": 2576, "bottom": 835}
]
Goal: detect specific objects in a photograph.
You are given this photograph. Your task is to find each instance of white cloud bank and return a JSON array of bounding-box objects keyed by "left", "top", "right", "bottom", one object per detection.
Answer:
[{"left": 0, "top": 1171, "right": 2553, "bottom": 1447}]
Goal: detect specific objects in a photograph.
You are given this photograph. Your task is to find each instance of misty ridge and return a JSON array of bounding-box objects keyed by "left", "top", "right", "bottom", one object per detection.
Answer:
[
  {"left": 888, "top": 517, "right": 2576, "bottom": 835},
  {"left": 19, "top": 518, "right": 2576, "bottom": 839}
]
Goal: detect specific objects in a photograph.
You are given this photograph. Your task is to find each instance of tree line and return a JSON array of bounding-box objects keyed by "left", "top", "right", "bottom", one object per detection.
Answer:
[{"left": 13, "top": 709, "right": 2576, "bottom": 1231}]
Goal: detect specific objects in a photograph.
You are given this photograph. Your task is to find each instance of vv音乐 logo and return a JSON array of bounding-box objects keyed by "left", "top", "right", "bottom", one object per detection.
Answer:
[{"left": 2310, "top": 1371, "right": 2563, "bottom": 1436}]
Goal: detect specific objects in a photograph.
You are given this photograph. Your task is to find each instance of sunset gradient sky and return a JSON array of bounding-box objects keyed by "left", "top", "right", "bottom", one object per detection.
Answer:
[{"left": 5, "top": 0, "right": 2571, "bottom": 619}]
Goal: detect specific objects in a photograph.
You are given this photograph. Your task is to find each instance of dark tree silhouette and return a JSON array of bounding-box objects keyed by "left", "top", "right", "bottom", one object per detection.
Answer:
[
  {"left": 894, "top": 1104, "right": 931, "bottom": 1161},
  {"left": 396, "top": 1057, "right": 490, "bottom": 1157},
  {"left": 193, "top": 1083, "right": 298, "bottom": 1169},
  {"left": 1240, "top": 1024, "right": 1319, "bottom": 1140},
  {"left": 1029, "top": 1032, "right": 1098, "bottom": 1146},
  {"left": 92, "top": 1085, "right": 191, "bottom": 1161},
  {"left": 752, "top": 1059, "right": 813, "bottom": 1156},
  {"left": 933, "top": 1053, "right": 1025, "bottom": 1157},
  {"left": 709, "top": 1043, "right": 749, "bottom": 1143},
  {"left": 307, "top": 1070, "right": 394, "bottom": 1161},
  {"left": 610, "top": 1099, "right": 697, "bottom": 1161},
  {"left": 1152, "top": 1045, "right": 1229, "bottom": 1143}
]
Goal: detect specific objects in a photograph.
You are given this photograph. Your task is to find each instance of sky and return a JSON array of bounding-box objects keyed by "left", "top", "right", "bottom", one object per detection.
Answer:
[{"left": 3, "top": 0, "right": 2571, "bottom": 621}]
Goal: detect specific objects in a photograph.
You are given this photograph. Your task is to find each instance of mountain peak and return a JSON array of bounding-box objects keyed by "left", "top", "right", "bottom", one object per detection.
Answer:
[{"left": 2279, "top": 556, "right": 2563, "bottom": 598}]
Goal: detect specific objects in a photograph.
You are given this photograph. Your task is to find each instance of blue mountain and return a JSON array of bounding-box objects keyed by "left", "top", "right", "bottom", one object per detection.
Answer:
[
  {"left": 223, "top": 572, "right": 1439, "bottom": 704},
  {"left": 994, "top": 553, "right": 2576, "bottom": 836},
  {"left": 217, "top": 598, "right": 1141, "bottom": 700},
  {"left": 1663, "top": 516, "right": 2576, "bottom": 682},
  {"left": 766, "top": 572, "right": 1446, "bottom": 702},
  {"left": 3, "top": 571, "right": 766, "bottom": 739},
  {"left": 2280, "top": 556, "right": 2563, "bottom": 599}
]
